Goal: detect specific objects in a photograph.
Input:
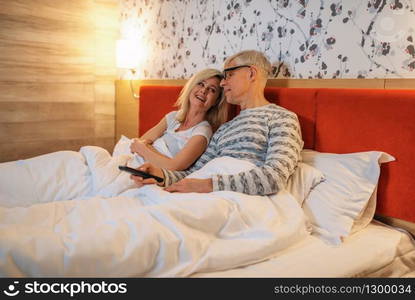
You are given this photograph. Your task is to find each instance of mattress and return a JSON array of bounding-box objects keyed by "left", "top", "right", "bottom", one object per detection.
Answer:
[{"left": 192, "top": 221, "right": 415, "bottom": 278}]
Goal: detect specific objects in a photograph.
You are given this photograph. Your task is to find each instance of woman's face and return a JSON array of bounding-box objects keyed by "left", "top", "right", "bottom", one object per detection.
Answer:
[{"left": 189, "top": 76, "right": 221, "bottom": 112}]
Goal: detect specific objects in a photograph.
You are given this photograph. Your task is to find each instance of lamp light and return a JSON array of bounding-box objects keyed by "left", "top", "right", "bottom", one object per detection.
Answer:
[
  {"left": 116, "top": 39, "right": 141, "bottom": 69},
  {"left": 116, "top": 39, "right": 141, "bottom": 98}
]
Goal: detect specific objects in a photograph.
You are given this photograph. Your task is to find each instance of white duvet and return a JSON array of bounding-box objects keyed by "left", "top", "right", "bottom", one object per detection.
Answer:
[{"left": 0, "top": 147, "right": 309, "bottom": 277}]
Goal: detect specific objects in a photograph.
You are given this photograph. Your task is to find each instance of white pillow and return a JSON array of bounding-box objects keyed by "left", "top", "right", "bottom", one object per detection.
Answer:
[
  {"left": 351, "top": 185, "right": 377, "bottom": 234},
  {"left": 286, "top": 162, "right": 325, "bottom": 205},
  {"left": 113, "top": 135, "right": 132, "bottom": 157},
  {"left": 301, "top": 149, "right": 395, "bottom": 245},
  {"left": 187, "top": 156, "right": 325, "bottom": 205}
]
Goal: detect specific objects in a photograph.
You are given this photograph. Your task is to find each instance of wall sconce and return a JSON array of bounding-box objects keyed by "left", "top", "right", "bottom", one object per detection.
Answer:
[{"left": 116, "top": 39, "right": 140, "bottom": 98}]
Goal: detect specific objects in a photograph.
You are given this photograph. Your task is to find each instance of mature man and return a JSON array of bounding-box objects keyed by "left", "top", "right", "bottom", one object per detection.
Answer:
[{"left": 132, "top": 50, "right": 303, "bottom": 195}]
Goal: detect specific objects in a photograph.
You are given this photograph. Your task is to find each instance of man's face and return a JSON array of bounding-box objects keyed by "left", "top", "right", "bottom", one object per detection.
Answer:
[{"left": 220, "top": 61, "right": 252, "bottom": 104}]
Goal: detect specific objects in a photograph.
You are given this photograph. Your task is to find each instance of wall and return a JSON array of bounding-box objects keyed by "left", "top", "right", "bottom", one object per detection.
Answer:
[
  {"left": 119, "top": 0, "right": 415, "bottom": 79},
  {"left": 0, "top": 0, "right": 118, "bottom": 162}
]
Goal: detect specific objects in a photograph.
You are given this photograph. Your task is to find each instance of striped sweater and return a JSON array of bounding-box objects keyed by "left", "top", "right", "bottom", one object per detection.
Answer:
[{"left": 162, "top": 103, "right": 304, "bottom": 195}]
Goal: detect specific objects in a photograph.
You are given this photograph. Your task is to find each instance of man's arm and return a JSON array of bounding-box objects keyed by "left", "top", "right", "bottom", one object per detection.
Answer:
[
  {"left": 164, "top": 178, "right": 213, "bottom": 193},
  {"left": 211, "top": 111, "right": 303, "bottom": 195},
  {"left": 162, "top": 136, "right": 218, "bottom": 186}
]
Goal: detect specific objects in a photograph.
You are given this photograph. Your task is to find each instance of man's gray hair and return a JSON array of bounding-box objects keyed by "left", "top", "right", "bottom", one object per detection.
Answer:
[{"left": 224, "top": 50, "right": 272, "bottom": 79}]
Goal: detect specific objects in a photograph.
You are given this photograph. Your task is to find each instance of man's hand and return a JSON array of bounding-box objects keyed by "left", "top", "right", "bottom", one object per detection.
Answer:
[
  {"left": 130, "top": 163, "right": 164, "bottom": 187},
  {"left": 164, "top": 178, "right": 213, "bottom": 193}
]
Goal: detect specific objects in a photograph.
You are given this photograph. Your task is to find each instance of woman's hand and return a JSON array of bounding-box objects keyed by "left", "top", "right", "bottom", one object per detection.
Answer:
[
  {"left": 130, "top": 163, "right": 164, "bottom": 187},
  {"left": 130, "top": 138, "right": 151, "bottom": 156}
]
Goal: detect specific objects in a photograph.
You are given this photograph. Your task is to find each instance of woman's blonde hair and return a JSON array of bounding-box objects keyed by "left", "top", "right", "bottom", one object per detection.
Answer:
[{"left": 175, "top": 68, "right": 227, "bottom": 131}]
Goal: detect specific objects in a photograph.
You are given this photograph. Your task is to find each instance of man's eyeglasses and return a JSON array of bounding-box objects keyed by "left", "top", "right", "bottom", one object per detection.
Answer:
[{"left": 222, "top": 65, "right": 251, "bottom": 79}]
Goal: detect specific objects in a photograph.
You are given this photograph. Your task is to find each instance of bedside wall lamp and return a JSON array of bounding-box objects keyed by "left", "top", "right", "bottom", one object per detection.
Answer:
[{"left": 116, "top": 39, "right": 141, "bottom": 99}]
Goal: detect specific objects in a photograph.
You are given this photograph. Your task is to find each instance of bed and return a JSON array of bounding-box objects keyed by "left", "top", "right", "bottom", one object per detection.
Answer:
[
  {"left": 0, "top": 85, "right": 414, "bottom": 277},
  {"left": 139, "top": 85, "right": 415, "bottom": 278}
]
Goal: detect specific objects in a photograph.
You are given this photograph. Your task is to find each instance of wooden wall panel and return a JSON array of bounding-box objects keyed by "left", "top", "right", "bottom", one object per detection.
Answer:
[
  {"left": 0, "top": 39, "right": 94, "bottom": 65},
  {"left": 384, "top": 79, "right": 415, "bottom": 89},
  {"left": 0, "top": 83, "right": 95, "bottom": 103},
  {"left": 1, "top": 138, "right": 113, "bottom": 162},
  {"left": 95, "top": 101, "right": 115, "bottom": 120},
  {"left": 0, "top": 120, "right": 95, "bottom": 142},
  {"left": 0, "top": 102, "right": 94, "bottom": 122},
  {"left": 92, "top": 0, "right": 117, "bottom": 154},
  {"left": 0, "top": 0, "right": 92, "bottom": 21},
  {"left": 0, "top": 62, "right": 94, "bottom": 83},
  {"left": 95, "top": 81, "right": 116, "bottom": 103},
  {"left": 0, "top": 15, "right": 95, "bottom": 49},
  {"left": 0, "top": 0, "right": 118, "bottom": 163}
]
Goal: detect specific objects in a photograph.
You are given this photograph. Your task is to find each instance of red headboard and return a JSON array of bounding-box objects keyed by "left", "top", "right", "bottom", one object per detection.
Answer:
[{"left": 139, "top": 85, "right": 415, "bottom": 223}]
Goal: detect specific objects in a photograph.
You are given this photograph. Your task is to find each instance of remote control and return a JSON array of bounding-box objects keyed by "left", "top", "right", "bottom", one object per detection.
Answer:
[{"left": 118, "top": 165, "right": 164, "bottom": 183}]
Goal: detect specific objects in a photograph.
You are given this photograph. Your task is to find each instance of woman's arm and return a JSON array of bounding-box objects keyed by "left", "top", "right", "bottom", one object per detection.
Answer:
[
  {"left": 138, "top": 135, "right": 208, "bottom": 170},
  {"left": 131, "top": 117, "right": 167, "bottom": 153},
  {"left": 140, "top": 117, "right": 168, "bottom": 143}
]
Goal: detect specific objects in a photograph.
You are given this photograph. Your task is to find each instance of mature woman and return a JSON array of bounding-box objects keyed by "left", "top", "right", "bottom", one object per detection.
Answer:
[{"left": 129, "top": 68, "right": 227, "bottom": 171}]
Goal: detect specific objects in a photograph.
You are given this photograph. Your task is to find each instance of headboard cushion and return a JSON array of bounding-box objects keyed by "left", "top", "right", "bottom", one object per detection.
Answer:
[
  {"left": 265, "top": 88, "right": 317, "bottom": 149},
  {"left": 315, "top": 88, "right": 415, "bottom": 222},
  {"left": 139, "top": 86, "right": 182, "bottom": 136}
]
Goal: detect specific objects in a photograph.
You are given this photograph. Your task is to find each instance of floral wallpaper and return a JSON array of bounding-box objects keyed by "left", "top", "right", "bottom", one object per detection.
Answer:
[{"left": 119, "top": 0, "right": 415, "bottom": 79}]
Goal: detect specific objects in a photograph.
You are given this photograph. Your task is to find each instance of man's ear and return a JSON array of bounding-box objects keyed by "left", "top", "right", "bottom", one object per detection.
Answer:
[{"left": 249, "top": 66, "right": 258, "bottom": 81}]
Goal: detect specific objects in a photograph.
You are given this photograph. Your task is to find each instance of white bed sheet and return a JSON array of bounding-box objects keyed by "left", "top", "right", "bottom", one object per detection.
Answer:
[
  {"left": 0, "top": 148, "right": 310, "bottom": 277},
  {"left": 1, "top": 147, "right": 414, "bottom": 278},
  {"left": 192, "top": 221, "right": 415, "bottom": 278}
]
